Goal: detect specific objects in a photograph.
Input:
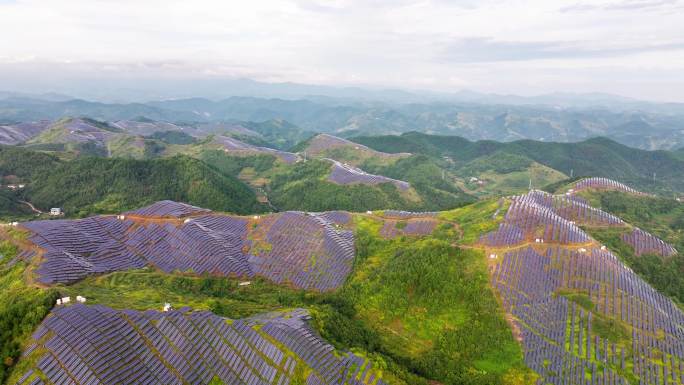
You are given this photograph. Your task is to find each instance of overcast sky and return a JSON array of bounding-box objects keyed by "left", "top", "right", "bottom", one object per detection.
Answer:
[{"left": 1, "top": 0, "right": 683, "bottom": 101}]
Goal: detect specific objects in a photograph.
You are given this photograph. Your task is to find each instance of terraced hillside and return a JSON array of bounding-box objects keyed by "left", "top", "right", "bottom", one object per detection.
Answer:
[
  {"left": 481, "top": 182, "right": 683, "bottom": 385},
  {"left": 13, "top": 305, "right": 386, "bottom": 385},
  {"left": 326, "top": 159, "right": 410, "bottom": 191},
  {"left": 14, "top": 201, "right": 354, "bottom": 291},
  {"left": 0, "top": 121, "right": 51, "bottom": 146}
]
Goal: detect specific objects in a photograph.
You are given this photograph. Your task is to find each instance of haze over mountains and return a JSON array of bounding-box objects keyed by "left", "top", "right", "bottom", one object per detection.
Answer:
[{"left": 2, "top": 80, "right": 684, "bottom": 151}]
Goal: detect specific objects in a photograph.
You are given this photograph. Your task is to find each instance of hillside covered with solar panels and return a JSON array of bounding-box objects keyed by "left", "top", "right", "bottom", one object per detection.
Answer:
[
  {"left": 0, "top": 170, "right": 682, "bottom": 385},
  {"left": 1, "top": 115, "right": 684, "bottom": 385}
]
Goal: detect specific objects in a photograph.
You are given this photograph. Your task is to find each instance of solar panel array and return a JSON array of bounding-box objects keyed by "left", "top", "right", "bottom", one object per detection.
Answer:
[
  {"left": 573, "top": 177, "right": 646, "bottom": 195},
  {"left": 326, "top": 159, "right": 410, "bottom": 191},
  {"left": 486, "top": 182, "right": 684, "bottom": 385},
  {"left": 481, "top": 191, "right": 591, "bottom": 247},
  {"left": 302, "top": 134, "right": 409, "bottom": 159},
  {"left": 20, "top": 203, "right": 355, "bottom": 291},
  {"left": 525, "top": 190, "right": 625, "bottom": 226},
  {"left": 491, "top": 246, "right": 684, "bottom": 385},
  {"left": 312, "top": 211, "right": 352, "bottom": 226},
  {"left": 622, "top": 228, "right": 678, "bottom": 257},
  {"left": 381, "top": 210, "right": 438, "bottom": 218},
  {"left": 379, "top": 219, "right": 437, "bottom": 239},
  {"left": 14, "top": 304, "right": 387, "bottom": 385},
  {"left": 214, "top": 135, "right": 299, "bottom": 164},
  {"left": 49, "top": 118, "right": 117, "bottom": 145},
  {"left": 248, "top": 212, "right": 355, "bottom": 291},
  {"left": 124, "top": 200, "right": 211, "bottom": 218}
]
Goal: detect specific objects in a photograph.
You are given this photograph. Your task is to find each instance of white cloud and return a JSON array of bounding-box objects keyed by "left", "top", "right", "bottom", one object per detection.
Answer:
[{"left": 0, "top": 0, "right": 683, "bottom": 101}]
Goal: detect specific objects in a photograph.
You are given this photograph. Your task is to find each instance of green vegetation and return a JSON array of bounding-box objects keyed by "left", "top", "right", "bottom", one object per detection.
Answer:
[
  {"left": 200, "top": 152, "right": 278, "bottom": 177},
  {"left": 199, "top": 151, "right": 474, "bottom": 212},
  {"left": 0, "top": 146, "right": 59, "bottom": 181},
  {"left": 468, "top": 162, "right": 567, "bottom": 197},
  {"left": 362, "top": 155, "right": 475, "bottom": 209},
  {"left": 0, "top": 242, "right": 59, "bottom": 384},
  {"left": 337, "top": 216, "right": 535, "bottom": 384},
  {"left": 60, "top": 270, "right": 311, "bottom": 319},
  {"left": 541, "top": 176, "right": 584, "bottom": 193},
  {"left": 457, "top": 152, "right": 533, "bottom": 175},
  {"left": 23, "top": 155, "right": 266, "bottom": 216},
  {"left": 106, "top": 135, "right": 146, "bottom": 159},
  {"left": 353, "top": 133, "right": 684, "bottom": 194},
  {"left": 242, "top": 119, "right": 314, "bottom": 150},
  {"left": 0, "top": 146, "right": 266, "bottom": 217},
  {"left": 589, "top": 227, "right": 684, "bottom": 307},
  {"left": 0, "top": 148, "right": 264, "bottom": 216},
  {"left": 0, "top": 190, "right": 32, "bottom": 219},
  {"left": 439, "top": 198, "right": 507, "bottom": 244},
  {"left": 146, "top": 130, "right": 197, "bottom": 145},
  {"left": 268, "top": 160, "right": 418, "bottom": 212}
]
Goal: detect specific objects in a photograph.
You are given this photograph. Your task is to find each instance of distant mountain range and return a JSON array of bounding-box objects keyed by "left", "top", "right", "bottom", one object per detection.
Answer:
[{"left": 1, "top": 93, "right": 684, "bottom": 150}]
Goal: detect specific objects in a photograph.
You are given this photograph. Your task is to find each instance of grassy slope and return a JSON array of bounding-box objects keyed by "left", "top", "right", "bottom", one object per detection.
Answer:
[
  {"left": 361, "top": 155, "right": 476, "bottom": 209},
  {"left": 267, "top": 159, "right": 420, "bottom": 212},
  {"left": 577, "top": 191, "right": 684, "bottom": 305},
  {"left": 345, "top": 213, "right": 534, "bottom": 385},
  {"left": 0, "top": 240, "right": 59, "bottom": 384},
  {"left": 242, "top": 119, "right": 315, "bottom": 151},
  {"left": 352, "top": 132, "right": 684, "bottom": 194}
]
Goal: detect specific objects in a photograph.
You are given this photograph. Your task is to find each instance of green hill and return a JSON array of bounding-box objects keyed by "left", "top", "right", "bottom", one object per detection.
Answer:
[
  {"left": 201, "top": 152, "right": 475, "bottom": 212},
  {"left": 353, "top": 133, "right": 684, "bottom": 194},
  {"left": 0, "top": 147, "right": 265, "bottom": 217},
  {"left": 25, "top": 156, "right": 266, "bottom": 216}
]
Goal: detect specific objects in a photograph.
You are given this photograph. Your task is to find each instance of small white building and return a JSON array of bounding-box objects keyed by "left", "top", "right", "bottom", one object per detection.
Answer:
[
  {"left": 50, "top": 208, "right": 63, "bottom": 216},
  {"left": 238, "top": 281, "right": 251, "bottom": 286},
  {"left": 163, "top": 303, "right": 172, "bottom": 312},
  {"left": 76, "top": 296, "right": 87, "bottom": 303}
]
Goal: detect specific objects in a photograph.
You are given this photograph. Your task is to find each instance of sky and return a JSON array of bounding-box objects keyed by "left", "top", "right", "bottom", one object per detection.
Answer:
[{"left": 1, "top": 0, "right": 683, "bottom": 102}]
